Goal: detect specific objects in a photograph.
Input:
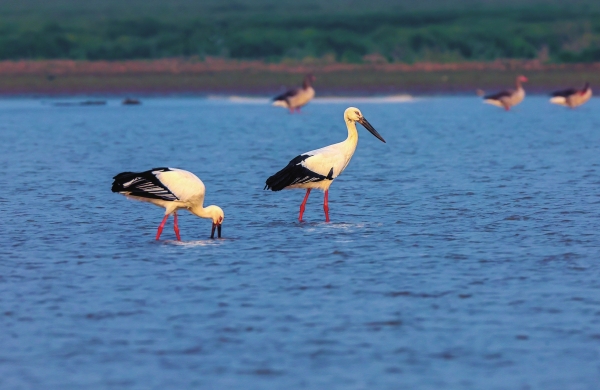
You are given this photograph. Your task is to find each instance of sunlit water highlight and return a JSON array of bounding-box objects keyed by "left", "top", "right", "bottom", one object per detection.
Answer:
[{"left": 0, "top": 96, "right": 599, "bottom": 389}]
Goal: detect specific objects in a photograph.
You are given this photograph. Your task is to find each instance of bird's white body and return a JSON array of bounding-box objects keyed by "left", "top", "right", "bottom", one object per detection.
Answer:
[
  {"left": 112, "top": 167, "right": 224, "bottom": 239},
  {"left": 550, "top": 84, "right": 592, "bottom": 108},
  {"left": 272, "top": 74, "right": 316, "bottom": 112},
  {"left": 272, "top": 86, "right": 315, "bottom": 109},
  {"left": 483, "top": 75, "right": 528, "bottom": 111},
  {"left": 484, "top": 87, "right": 525, "bottom": 108},
  {"left": 284, "top": 121, "right": 359, "bottom": 191},
  {"left": 123, "top": 168, "right": 206, "bottom": 214},
  {"left": 265, "top": 107, "right": 385, "bottom": 222}
]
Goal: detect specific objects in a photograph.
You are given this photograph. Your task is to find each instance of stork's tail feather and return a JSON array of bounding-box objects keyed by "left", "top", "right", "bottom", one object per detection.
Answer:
[{"left": 265, "top": 166, "right": 295, "bottom": 191}]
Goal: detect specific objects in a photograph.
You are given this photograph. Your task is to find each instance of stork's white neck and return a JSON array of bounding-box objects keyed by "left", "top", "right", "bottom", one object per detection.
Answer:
[
  {"left": 190, "top": 204, "right": 220, "bottom": 222},
  {"left": 191, "top": 205, "right": 210, "bottom": 219},
  {"left": 345, "top": 119, "right": 359, "bottom": 143}
]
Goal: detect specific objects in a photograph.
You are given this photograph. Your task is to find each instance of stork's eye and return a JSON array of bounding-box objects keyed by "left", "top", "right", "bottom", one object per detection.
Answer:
[{"left": 354, "top": 111, "right": 360, "bottom": 115}]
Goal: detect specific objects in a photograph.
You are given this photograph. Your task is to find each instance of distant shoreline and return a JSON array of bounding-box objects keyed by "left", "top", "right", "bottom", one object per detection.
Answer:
[{"left": 0, "top": 59, "right": 598, "bottom": 95}]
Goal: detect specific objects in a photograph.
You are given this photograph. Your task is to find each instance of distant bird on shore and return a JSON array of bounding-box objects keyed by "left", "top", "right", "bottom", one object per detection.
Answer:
[
  {"left": 264, "top": 107, "right": 386, "bottom": 222},
  {"left": 112, "top": 168, "right": 224, "bottom": 240},
  {"left": 122, "top": 98, "right": 141, "bottom": 105},
  {"left": 272, "top": 74, "right": 316, "bottom": 113},
  {"left": 483, "top": 75, "right": 528, "bottom": 111},
  {"left": 550, "top": 82, "right": 592, "bottom": 108}
]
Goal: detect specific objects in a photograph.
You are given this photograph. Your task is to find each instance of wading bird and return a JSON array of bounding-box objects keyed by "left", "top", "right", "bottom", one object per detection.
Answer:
[
  {"left": 264, "top": 107, "right": 386, "bottom": 222},
  {"left": 111, "top": 167, "right": 224, "bottom": 240},
  {"left": 272, "top": 74, "right": 316, "bottom": 113},
  {"left": 483, "top": 75, "right": 528, "bottom": 111},
  {"left": 550, "top": 82, "right": 592, "bottom": 108}
]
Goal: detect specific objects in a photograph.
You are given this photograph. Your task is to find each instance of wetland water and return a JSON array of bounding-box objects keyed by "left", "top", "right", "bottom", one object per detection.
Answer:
[{"left": 1, "top": 96, "right": 599, "bottom": 389}]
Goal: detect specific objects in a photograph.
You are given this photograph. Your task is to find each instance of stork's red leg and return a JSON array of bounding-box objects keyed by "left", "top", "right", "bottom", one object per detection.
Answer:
[
  {"left": 299, "top": 189, "right": 311, "bottom": 222},
  {"left": 296, "top": 107, "right": 301, "bottom": 113},
  {"left": 173, "top": 212, "right": 181, "bottom": 241},
  {"left": 156, "top": 215, "right": 169, "bottom": 240},
  {"left": 323, "top": 190, "right": 330, "bottom": 222},
  {"left": 289, "top": 107, "right": 294, "bottom": 114}
]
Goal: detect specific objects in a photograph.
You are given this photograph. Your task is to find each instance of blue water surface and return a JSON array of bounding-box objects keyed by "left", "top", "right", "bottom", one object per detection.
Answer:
[{"left": 0, "top": 96, "right": 599, "bottom": 389}]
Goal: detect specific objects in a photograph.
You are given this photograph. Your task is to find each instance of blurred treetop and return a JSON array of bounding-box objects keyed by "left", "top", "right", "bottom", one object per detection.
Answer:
[{"left": 0, "top": 0, "right": 599, "bottom": 62}]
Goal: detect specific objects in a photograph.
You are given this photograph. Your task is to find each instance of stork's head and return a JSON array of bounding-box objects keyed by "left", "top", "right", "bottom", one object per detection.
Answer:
[
  {"left": 205, "top": 205, "right": 224, "bottom": 239},
  {"left": 344, "top": 107, "right": 386, "bottom": 143}
]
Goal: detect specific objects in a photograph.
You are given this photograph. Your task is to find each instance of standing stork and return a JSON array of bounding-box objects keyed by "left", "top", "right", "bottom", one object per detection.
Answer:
[
  {"left": 550, "top": 82, "right": 592, "bottom": 108},
  {"left": 483, "top": 75, "right": 528, "bottom": 111},
  {"left": 264, "top": 107, "right": 386, "bottom": 222},
  {"left": 111, "top": 167, "right": 224, "bottom": 240},
  {"left": 272, "top": 74, "right": 316, "bottom": 113}
]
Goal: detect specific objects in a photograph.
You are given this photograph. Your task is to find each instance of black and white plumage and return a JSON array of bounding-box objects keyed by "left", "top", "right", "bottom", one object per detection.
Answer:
[
  {"left": 272, "top": 74, "right": 316, "bottom": 113},
  {"left": 265, "top": 107, "right": 386, "bottom": 222},
  {"left": 111, "top": 167, "right": 224, "bottom": 240},
  {"left": 550, "top": 82, "right": 592, "bottom": 108},
  {"left": 264, "top": 155, "right": 334, "bottom": 191},
  {"left": 483, "top": 75, "right": 527, "bottom": 111},
  {"left": 112, "top": 168, "right": 178, "bottom": 201}
]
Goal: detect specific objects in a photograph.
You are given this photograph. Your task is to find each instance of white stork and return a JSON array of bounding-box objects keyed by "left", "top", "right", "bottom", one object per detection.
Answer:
[
  {"left": 111, "top": 167, "right": 224, "bottom": 240},
  {"left": 264, "top": 107, "right": 386, "bottom": 222},
  {"left": 483, "top": 75, "right": 528, "bottom": 111},
  {"left": 272, "top": 74, "right": 316, "bottom": 113}
]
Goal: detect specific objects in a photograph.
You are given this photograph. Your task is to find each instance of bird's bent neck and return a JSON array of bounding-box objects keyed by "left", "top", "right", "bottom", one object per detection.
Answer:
[{"left": 190, "top": 204, "right": 212, "bottom": 219}]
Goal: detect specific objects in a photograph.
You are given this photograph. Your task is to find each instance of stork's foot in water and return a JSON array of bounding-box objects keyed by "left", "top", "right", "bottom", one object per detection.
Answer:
[
  {"left": 323, "top": 190, "right": 330, "bottom": 222},
  {"left": 173, "top": 212, "right": 181, "bottom": 241},
  {"left": 298, "top": 189, "right": 311, "bottom": 222},
  {"left": 156, "top": 214, "right": 169, "bottom": 240}
]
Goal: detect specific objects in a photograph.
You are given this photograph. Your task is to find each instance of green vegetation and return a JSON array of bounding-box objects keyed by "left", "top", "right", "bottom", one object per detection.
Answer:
[{"left": 1, "top": 0, "right": 600, "bottom": 62}]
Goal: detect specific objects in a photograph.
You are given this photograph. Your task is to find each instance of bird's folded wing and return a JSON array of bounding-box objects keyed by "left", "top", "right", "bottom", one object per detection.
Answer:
[
  {"left": 265, "top": 154, "right": 334, "bottom": 191},
  {"left": 112, "top": 168, "right": 179, "bottom": 201},
  {"left": 551, "top": 88, "right": 577, "bottom": 97},
  {"left": 484, "top": 90, "right": 513, "bottom": 100},
  {"left": 273, "top": 88, "right": 299, "bottom": 101}
]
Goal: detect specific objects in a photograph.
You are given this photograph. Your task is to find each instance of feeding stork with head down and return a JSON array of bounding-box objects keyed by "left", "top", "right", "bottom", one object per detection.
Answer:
[
  {"left": 111, "top": 167, "right": 224, "bottom": 240},
  {"left": 272, "top": 74, "right": 316, "bottom": 113},
  {"left": 483, "top": 75, "right": 528, "bottom": 111},
  {"left": 264, "top": 107, "right": 386, "bottom": 222}
]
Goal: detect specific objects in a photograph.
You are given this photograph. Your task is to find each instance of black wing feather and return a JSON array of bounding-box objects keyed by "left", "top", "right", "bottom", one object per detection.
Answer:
[
  {"left": 264, "top": 155, "right": 334, "bottom": 191},
  {"left": 484, "top": 90, "right": 513, "bottom": 100},
  {"left": 273, "top": 88, "right": 299, "bottom": 102},
  {"left": 111, "top": 167, "right": 179, "bottom": 201},
  {"left": 551, "top": 88, "right": 577, "bottom": 97}
]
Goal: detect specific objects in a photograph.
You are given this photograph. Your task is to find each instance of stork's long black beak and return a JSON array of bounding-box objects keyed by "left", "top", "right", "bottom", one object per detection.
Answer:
[
  {"left": 211, "top": 223, "right": 222, "bottom": 239},
  {"left": 358, "top": 117, "right": 386, "bottom": 143}
]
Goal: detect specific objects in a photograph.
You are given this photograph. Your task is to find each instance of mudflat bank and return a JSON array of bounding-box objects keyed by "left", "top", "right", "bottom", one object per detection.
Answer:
[{"left": 1, "top": 59, "right": 599, "bottom": 95}]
